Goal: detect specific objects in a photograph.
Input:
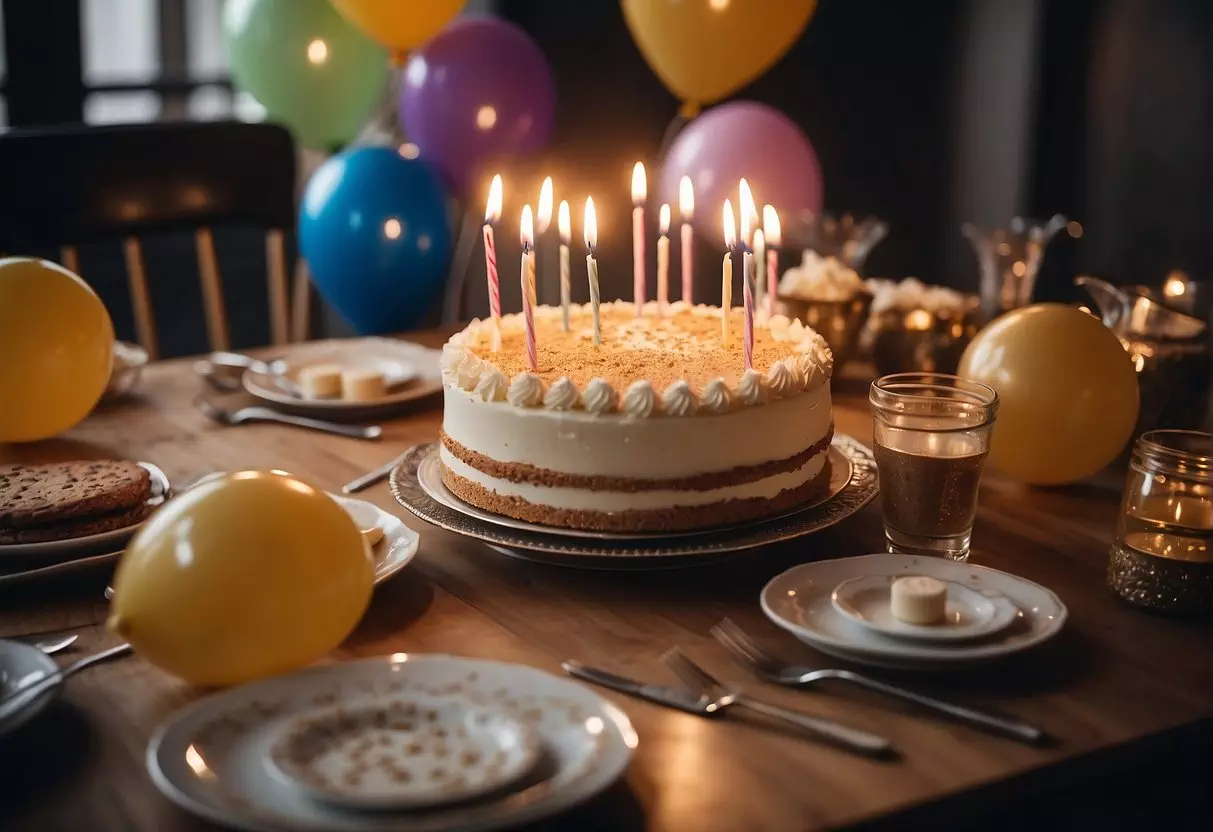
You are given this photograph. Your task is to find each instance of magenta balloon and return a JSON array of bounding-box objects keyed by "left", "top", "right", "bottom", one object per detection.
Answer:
[
  {"left": 659, "top": 102, "right": 823, "bottom": 239},
  {"left": 399, "top": 17, "right": 556, "bottom": 194}
]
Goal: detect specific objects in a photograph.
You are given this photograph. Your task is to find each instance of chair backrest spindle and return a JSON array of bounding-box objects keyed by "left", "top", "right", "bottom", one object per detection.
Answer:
[{"left": 122, "top": 237, "right": 159, "bottom": 360}]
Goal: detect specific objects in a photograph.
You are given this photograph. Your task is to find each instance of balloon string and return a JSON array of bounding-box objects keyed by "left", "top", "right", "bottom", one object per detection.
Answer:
[{"left": 657, "top": 111, "right": 691, "bottom": 162}]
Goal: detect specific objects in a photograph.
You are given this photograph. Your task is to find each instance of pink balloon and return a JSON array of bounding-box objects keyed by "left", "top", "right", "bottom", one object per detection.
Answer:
[{"left": 659, "top": 101, "right": 823, "bottom": 239}]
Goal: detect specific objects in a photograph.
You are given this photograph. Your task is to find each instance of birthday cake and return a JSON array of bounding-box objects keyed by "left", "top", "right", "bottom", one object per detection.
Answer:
[{"left": 439, "top": 301, "right": 835, "bottom": 533}]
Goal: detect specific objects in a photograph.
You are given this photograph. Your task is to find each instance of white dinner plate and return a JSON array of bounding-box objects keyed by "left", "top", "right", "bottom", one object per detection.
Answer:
[
  {"left": 147, "top": 655, "right": 636, "bottom": 832},
  {"left": 0, "top": 640, "right": 60, "bottom": 738},
  {"left": 0, "top": 462, "right": 171, "bottom": 564},
  {"left": 830, "top": 574, "right": 1020, "bottom": 642},
  {"left": 762, "top": 554, "right": 1067, "bottom": 670},
  {"left": 0, "top": 494, "right": 418, "bottom": 591},
  {"left": 243, "top": 338, "right": 442, "bottom": 419}
]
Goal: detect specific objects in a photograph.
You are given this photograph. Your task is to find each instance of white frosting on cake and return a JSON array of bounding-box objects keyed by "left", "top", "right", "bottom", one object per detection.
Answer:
[{"left": 443, "top": 383, "right": 831, "bottom": 480}]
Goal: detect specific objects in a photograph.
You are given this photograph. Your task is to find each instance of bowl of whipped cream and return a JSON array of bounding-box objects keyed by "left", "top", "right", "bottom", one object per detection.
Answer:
[{"left": 777, "top": 251, "right": 874, "bottom": 372}]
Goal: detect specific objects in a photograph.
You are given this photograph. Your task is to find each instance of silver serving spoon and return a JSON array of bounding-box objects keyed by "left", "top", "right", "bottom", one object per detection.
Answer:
[{"left": 194, "top": 397, "right": 382, "bottom": 440}]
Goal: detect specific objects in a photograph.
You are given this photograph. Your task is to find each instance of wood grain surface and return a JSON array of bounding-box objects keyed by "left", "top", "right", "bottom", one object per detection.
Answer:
[{"left": 0, "top": 336, "right": 1209, "bottom": 832}]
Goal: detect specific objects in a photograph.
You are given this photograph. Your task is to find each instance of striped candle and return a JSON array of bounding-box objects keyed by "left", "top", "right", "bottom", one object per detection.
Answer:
[{"left": 520, "top": 205, "right": 538, "bottom": 370}]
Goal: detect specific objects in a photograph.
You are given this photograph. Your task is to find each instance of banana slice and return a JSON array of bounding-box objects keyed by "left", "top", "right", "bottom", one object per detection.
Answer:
[
  {"left": 890, "top": 576, "right": 947, "bottom": 624},
  {"left": 359, "top": 524, "right": 384, "bottom": 547}
]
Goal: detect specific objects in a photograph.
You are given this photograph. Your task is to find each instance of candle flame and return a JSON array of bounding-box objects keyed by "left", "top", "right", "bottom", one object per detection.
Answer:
[
  {"left": 536, "top": 177, "right": 553, "bottom": 233},
  {"left": 659, "top": 203, "right": 671, "bottom": 235},
  {"left": 484, "top": 174, "right": 503, "bottom": 224},
  {"left": 558, "top": 199, "right": 571, "bottom": 244},
  {"left": 753, "top": 228, "right": 765, "bottom": 251},
  {"left": 520, "top": 204, "right": 534, "bottom": 249},
  {"left": 763, "top": 204, "right": 780, "bottom": 247},
  {"left": 631, "top": 162, "right": 647, "bottom": 205},
  {"left": 723, "top": 199, "right": 736, "bottom": 249},
  {"left": 1163, "top": 271, "right": 1189, "bottom": 298},
  {"left": 679, "top": 176, "right": 694, "bottom": 220},
  {"left": 738, "top": 179, "right": 756, "bottom": 240},
  {"left": 584, "top": 197, "right": 597, "bottom": 250}
]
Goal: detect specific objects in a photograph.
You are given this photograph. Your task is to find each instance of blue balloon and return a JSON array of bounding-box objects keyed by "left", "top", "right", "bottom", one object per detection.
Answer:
[{"left": 300, "top": 147, "right": 451, "bottom": 334}]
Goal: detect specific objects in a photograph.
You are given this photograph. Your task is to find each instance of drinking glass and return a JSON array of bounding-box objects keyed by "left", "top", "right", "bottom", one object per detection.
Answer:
[
  {"left": 1109, "top": 430, "right": 1212, "bottom": 616},
  {"left": 870, "top": 373, "right": 999, "bottom": 561}
]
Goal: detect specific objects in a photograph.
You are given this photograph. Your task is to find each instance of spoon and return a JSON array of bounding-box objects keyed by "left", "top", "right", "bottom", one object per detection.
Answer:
[
  {"left": 194, "top": 397, "right": 382, "bottom": 440},
  {"left": 29, "top": 635, "right": 78, "bottom": 655},
  {"left": 0, "top": 644, "right": 132, "bottom": 711}
]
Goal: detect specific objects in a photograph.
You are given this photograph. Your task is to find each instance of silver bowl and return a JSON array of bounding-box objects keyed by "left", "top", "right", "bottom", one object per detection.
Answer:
[
  {"left": 778, "top": 291, "right": 873, "bottom": 373},
  {"left": 870, "top": 304, "right": 982, "bottom": 376}
]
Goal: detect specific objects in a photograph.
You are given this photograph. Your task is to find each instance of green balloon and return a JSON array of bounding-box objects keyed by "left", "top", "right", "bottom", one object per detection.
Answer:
[{"left": 224, "top": 0, "right": 389, "bottom": 150}]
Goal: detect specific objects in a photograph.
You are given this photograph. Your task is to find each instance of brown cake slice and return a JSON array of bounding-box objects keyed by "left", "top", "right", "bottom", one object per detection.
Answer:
[
  {"left": 0, "top": 460, "right": 152, "bottom": 528},
  {"left": 0, "top": 502, "right": 154, "bottom": 544}
]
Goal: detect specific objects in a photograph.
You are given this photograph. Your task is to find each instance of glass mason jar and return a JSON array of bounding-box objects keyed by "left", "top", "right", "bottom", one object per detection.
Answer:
[{"left": 1109, "top": 430, "right": 1213, "bottom": 616}]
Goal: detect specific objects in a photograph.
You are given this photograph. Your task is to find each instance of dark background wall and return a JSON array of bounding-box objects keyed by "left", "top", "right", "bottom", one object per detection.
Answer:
[{"left": 2, "top": 0, "right": 1210, "bottom": 350}]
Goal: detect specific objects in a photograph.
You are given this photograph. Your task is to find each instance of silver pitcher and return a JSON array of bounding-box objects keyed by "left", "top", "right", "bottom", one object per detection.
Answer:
[{"left": 1076, "top": 276, "right": 1210, "bottom": 435}]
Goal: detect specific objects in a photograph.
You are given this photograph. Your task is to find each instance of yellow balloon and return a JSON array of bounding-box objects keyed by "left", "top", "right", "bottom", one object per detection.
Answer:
[
  {"left": 959, "top": 304, "right": 1140, "bottom": 485},
  {"left": 0, "top": 258, "right": 114, "bottom": 443},
  {"left": 109, "top": 471, "right": 374, "bottom": 686},
  {"left": 621, "top": 0, "right": 817, "bottom": 109},
  {"left": 330, "top": 0, "right": 466, "bottom": 53}
]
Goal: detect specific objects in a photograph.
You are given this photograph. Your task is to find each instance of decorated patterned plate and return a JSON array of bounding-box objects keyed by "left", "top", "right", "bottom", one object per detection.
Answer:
[
  {"left": 265, "top": 698, "right": 541, "bottom": 811},
  {"left": 147, "top": 655, "right": 636, "bottom": 832},
  {"left": 389, "top": 436, "right": 879, "bottom": 570}
]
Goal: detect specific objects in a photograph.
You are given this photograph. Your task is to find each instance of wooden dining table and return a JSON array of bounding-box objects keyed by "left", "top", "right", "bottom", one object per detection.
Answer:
[{"left": 0, "top": 330, "right": 1210, "bottom": 832}]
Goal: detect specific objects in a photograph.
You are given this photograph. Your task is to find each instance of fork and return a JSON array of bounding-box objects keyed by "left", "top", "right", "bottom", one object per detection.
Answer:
[
  {"left": 194, "top": 397, "right": 381, "bottom": 440},
  {"left": 660, "top": 647, "right": 896, "bottom": 757},
  {"left": 712, "top": 618, "right": 1045, "bottom": 744}
]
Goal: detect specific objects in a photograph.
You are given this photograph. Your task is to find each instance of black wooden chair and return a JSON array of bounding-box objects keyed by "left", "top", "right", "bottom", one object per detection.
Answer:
[{"left": 0, "top": 121, "right": 310, "bottom": 358}]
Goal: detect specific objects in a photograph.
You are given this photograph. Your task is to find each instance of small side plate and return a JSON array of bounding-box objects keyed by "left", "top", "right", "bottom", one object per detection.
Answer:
[
  {"left": 831, "top": 574, "right": 1019, "bottom": 642},
  {"left": 265, "top": 699, "right": 541, "bottom": 811}
]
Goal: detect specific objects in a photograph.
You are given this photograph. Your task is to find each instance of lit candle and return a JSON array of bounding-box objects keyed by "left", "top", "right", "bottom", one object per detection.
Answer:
[
  {"left": 657, "top": 204, "right": 671, "bottom": 315},
  {"left": 722, "top": 199, "right": 736, "bottom": 344},
  {"left": 679, "top": 176, "right": 694, "bottom": 304},
  {"left": 536, "top": 176, "right": 554, "bottom": 304},
  {"left": 763, "top": 204, "right": 781, "bottom": 316},
  {"left": 558, "top": 199, "right": 571, "bottom": 332},
  {"left": 1163, "top": 270, "right": 1189, "bottom": 299},
  {"left": 520, "top": 205, "right": 538, "bottom": 370},
  {"left": 632, "top": 161, "right": 647, "bottom": 314},
  {"left": 483, "top": 174, "right": 503, "bottom": 349},
  {"left": 584, "top": 197, "right": 601, "bottom": 345},
  {"left": 746, "top": 230, "right": 760, "bottom": 370}
]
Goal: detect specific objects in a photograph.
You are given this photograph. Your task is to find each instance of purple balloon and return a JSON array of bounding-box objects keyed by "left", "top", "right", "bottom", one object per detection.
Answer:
[
  {"left": 659, "top": 102, "right": 823, "bottom": 238},
  {"left": 400, "top": 17, "right": 556, "bottom": 194}
]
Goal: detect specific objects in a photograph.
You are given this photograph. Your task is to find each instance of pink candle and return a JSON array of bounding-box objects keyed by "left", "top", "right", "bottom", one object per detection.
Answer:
[
  {"left": 743, "top": 241, "right": 755, "bottom": 371},
  {"left": 520, "top": 205, "right": 538, "bottom": 371},
  {"left": 631, "top": 162, "right": 646, "bottom": 314},
  {"left": 657, "top": 203, "right": 671, "bottom": 314},
  {"left": 484, "top": 175, "right": 503, "bottom": 334},
  {"left": 763, "top": 204, "right": 781, "bottom": 316},
  {"left": 679, "top": 176, "right": 694, "bottom": 304}
]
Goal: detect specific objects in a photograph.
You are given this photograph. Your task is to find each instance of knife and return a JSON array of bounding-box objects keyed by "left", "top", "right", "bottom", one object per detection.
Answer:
[
  {"left": 562, "top": 661, "right": 709, "bottom": 714},
  {"left": 341, "top": 452, "right": 409, "bottom": 494}
]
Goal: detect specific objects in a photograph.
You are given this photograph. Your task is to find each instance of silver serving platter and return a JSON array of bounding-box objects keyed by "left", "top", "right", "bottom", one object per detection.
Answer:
[{"left": 389, "top": 436, "right": 879, "bottom": 570}]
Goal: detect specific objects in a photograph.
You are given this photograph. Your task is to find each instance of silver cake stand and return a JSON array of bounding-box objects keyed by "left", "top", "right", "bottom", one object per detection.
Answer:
[{"left": 389, "top": 436, "right": 878, "bottom": 570}]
